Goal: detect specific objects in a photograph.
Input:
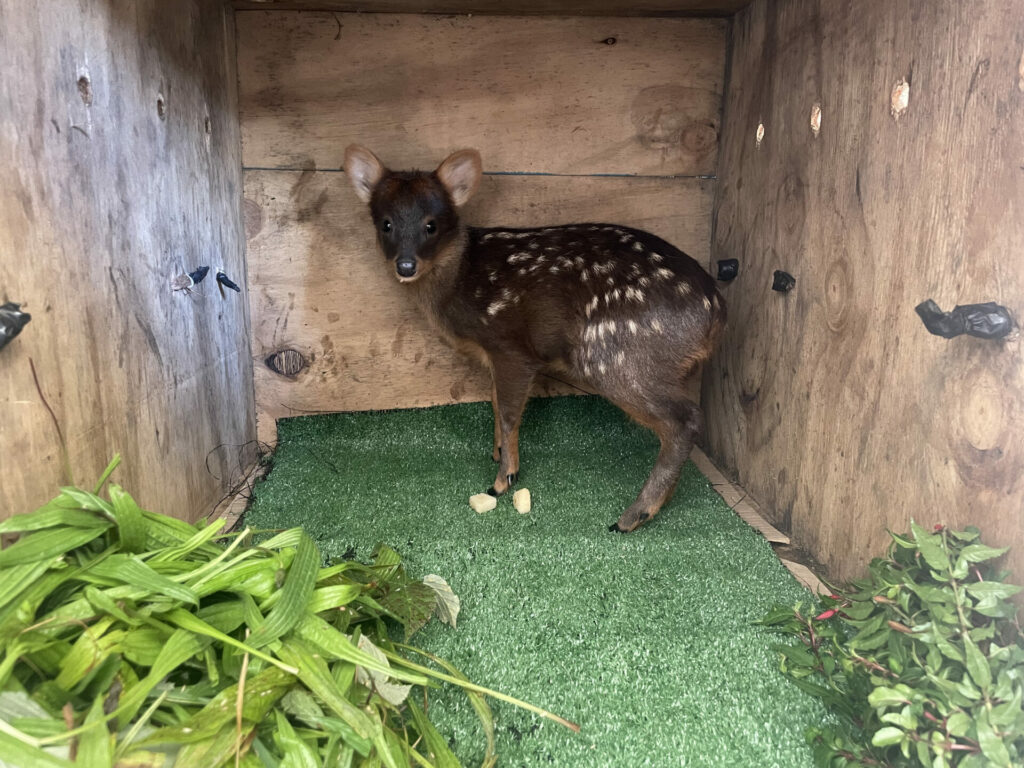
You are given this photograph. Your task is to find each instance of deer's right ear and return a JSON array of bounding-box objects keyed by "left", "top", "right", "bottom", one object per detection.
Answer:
[{"left": 343, "top": 145, "right": 385, "bottom": 203}]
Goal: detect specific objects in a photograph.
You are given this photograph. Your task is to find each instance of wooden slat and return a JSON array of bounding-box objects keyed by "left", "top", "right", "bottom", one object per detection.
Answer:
[
  {"left": 704, "top": 0, "right": 1024, "bottom": 587},
  {"left": 237, "top": 12, "right": 726, "bottom": 176},
  {"left": 233, "top": 1, "right": 752, "bottom": 15},
  {"left": 690, "top": 448, "right": 789, "bottom": 544},
  {"left": 245, "top": 170, "right": 713, "bottom": 443},
  {"left": 0, "top": 1, "right": 253, "bottom": 521}
]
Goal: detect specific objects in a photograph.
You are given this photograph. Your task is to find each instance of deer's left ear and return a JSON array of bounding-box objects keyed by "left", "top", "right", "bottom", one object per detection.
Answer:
[{"left": 436, "top": 149, "right": 482, "bottom": 207}]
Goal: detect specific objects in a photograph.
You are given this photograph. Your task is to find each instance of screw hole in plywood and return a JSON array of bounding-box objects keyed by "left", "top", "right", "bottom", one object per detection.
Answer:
[
  {"left": 810, "top": 102, "right": 822, "bottom": 136},
  {"left": 891, "top": 78, "right": 910, "bottom": 120},
  {"left": 76, "top": 71, "right": 92, "bottom": 106},
  {"left": 156, "top": 93, "right": 167, "bottom": 121},
  {"left": 204, "top": 116, "right": 212, "bottom": 135},
  {"left": 755, "top": 121, "right": 765, "bottom": 149}
]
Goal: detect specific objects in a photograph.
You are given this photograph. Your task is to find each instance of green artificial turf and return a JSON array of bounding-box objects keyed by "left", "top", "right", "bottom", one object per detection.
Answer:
[{"left": 246, "top": 396, "right": 825, "bottom": 767}]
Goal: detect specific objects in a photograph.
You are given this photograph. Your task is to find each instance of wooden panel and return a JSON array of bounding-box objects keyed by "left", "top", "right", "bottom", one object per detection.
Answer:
[
  {"left": 237, "top": 12, "right": 726, "bottom": 176},
  {"left": 233, "top": 1, "right": 751, "bottom": 15},
  {"left": 246, "top": 170, "right": 713, "bottom": 443},
  {"left": 705, "top": 0, "right": 1024, "bottom": 584},
  {"left": 0, "top": 1, "right": 254, "bottom": 521}
]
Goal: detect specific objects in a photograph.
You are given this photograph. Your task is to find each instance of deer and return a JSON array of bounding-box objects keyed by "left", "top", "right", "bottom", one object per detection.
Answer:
[{"left": 343, "top": 145, "right": 726, "bottom": 532}]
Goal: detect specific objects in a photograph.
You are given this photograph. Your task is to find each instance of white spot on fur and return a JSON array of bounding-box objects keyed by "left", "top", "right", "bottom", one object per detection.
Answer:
[
  {"left": 619, "top": 234, "right": 632, "bottom": 244},
  {"left": 649, "top": 252, "right": 664, "bottom": 264},
  {"left": 598, "top": 362, "right": 607, "bottom": 374},
  {"left": 650, "top": 318, "right": 664, "bottom": 333},
  {"left": 637, "top": 276, "right": 651, "bottom": 288},
  {"left": 676, "top": 282, "right": 692, "bottom": 296},
  {"left": 482, "top": 233, "right": 495, "bottom": 242},
  {"left": 475, "top": 286, "right": 484, "bottom": 299},
  {"left": 615, "top": 351, "right": 625, "bottom": 365},
  {"left": 574, "top": 257, "right": 585, "bottom": 269},
  {"left": 496, "top": 232, "right": 515, "bottom": 239},
  {"left": 487, "top": 300, "right": 507, "bottom": 316},
  {"left": 606, "top": 276, "right": 616, "bottom": 286},
  {"left": 580, "top": 269, "right": 590, "bottom": 283},
  {"left": 627, "top": 319, "right": 639, "bottom": 334},
  {"left": 584, "top": 325, "right": 597, "bottom": 342},
  {"left": 517, "top": 267, "right": 528, "bottom": 276},
  {"left": 508, "top": 252, "right": 531, "bottom": 264},
  {"left": 655, "top": 267, "right": 674, "bottom": 281},
  {"left": 625, "top": 286, "right": 645, "bottom": 303},
  {"left": 632, "top": 241, "right": 644, "bottom": 252},
  {"left": 488, "top": 270, "right": 498, "bottom": 283},
  {"left": 528, "top": 240, "right": 540, "bottom": 250},
  {"left": 702, "top": 295, "right": 712, "bottom": 311},
  {"left": 585, "top": 295, "right": 599, "bottom": 318},
  {"left": 583, "top": 363, "right": 592, "bottom": 376},
  {"left": 592, "top": 261, "right": 615, "bottom": 276}
]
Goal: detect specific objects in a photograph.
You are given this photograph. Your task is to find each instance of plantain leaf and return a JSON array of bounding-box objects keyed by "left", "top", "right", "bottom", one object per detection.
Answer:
[
  {"left": 246, "top": 532, "right": 319, "bottom": 649},
  {"left": 0, "top": 526, "right": 110, "bottom": 568}
]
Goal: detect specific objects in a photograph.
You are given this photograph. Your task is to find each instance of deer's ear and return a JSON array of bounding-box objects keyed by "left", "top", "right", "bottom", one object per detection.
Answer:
[
  {"left": 436, "top": 149, "right": 482, "bottom": 207},
  {"left": 344, "top": 145, "right": 386, "bottom": 203}
]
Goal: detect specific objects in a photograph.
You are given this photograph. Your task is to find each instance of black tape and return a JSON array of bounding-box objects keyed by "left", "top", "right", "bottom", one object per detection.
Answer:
[
  {"left": 915, "top": 299, "right": 1014, "bottom": 340},
  {"left": 717, "top": 259, "right": 739, "bottom": 282},
  {"left": 216, "top": 271, "right": 241, "bottom": 292},
  {"left": 0, "top": 302, "right": 31, "bottom": 353},
  {"left": 772, "top": 270, "right": 796, "bottom": 292},
  {"left": 189, "top": 266, "right": 210, "bottom": 284}
]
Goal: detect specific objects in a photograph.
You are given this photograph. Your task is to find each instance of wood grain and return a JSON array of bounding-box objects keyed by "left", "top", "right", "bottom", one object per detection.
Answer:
[
  {"left": 0, "top": 1, "right": 254, "bottom": 521},
  {"left": 237, "top": 12, "right": 726, "bottom": 176},
  {"left": 245, "top": 170, "right": 713, "bottom": 443},
  {"left": 233, "top": 1, "right": 752, "bottom": 15},
  {"left": 704, "top": 0, "right": 1024, "bottom": 586}
]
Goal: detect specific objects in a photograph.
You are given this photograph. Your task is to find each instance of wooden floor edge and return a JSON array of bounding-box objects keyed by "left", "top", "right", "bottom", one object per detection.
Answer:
[
  {"left": 689, "top": 447, "right": 790, "bottom": 544},
  {"left": 209, "top": 459, "right": 270, "bottom": 530},
  {"left": 689, "top": 448, "right": 829, "bottom": 596}
]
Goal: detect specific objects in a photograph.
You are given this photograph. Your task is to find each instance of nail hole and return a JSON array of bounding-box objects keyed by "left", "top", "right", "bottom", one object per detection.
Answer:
[
  {"left": 890, "top": 78, "right": 910, "bottom": 120},
  {"left": 810, "top": 102, "right": 822, "bottom": 135},
  {"left": 77, "top": 73, "right": 92, "bottom": 106},
  {"left": 204, "top": 116, "right": 212, "bottom": 135},
  {"left": 602, "top": 37, "right": 617, "bottom": 45},
  {"left": 755, "top": 121, "right": 765, "bottom": 148},
  {"left": 156, "top": 93, "right": 167, "bottom": 120}
]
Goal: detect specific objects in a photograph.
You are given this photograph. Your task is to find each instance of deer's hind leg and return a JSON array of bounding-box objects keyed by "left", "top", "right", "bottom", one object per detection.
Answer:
[{"left": 609, "top": 396, "right": 703, "bottom": 532}]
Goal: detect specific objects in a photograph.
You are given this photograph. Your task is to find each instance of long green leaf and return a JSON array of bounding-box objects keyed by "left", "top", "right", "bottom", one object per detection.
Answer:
[
  {"left": 0, "top": 526, "right": 110, "bottom": 568},
  {"left": 276, "top": 640, "right": 377, "bottom": 742},
  {"left": 108, "top": 484, "right": 147, "bottom": 553},
  {"left": 75, "top": 695, "right": 113, "bottom": 766},
  {"left": 247, "top": 532, "right": 319, "bottom": 649},
  {"left": 407, "top": 698, "right": 461, "bottom": 768},
  {"left": 164, "top": 609, "right": 297, "bottom": 675},
  {"left": 0, "top": 729, "right": 72, "bottom": 767},
  {"left": 87, "top": 555, "right": 199, "bottom": 606}
]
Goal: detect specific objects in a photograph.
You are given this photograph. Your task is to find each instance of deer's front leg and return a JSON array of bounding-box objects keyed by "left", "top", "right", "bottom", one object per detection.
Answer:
[{"left": 486, "top": 358, "right": 536, "bottom": 496}]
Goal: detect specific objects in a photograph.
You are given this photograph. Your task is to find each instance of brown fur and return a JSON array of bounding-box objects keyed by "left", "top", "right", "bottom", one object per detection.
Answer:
[{"left": 343, "top": 145, "right": 726, "bottom": 531}]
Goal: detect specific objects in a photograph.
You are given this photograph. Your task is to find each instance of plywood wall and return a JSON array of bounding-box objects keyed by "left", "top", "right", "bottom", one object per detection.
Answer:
[
  {"left": 705, "top": 0, "right": 1024, "bottom": 583},
  {"left": 0, "top": 1, "right": 254, "bottom": 520},
  {"left": 239, "top": 12, "right": 726, "bottom": 444}
]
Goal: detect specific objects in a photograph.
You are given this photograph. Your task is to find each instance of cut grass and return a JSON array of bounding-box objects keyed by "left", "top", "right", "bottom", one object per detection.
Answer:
[{"left": 246, "top": 396, "right": 826, "bottom": 767}]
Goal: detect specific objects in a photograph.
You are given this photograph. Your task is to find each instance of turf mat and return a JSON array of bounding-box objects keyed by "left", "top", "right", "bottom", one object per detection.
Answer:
[{"left": 246, "top": 396, "right": 825, "bottom": 767}]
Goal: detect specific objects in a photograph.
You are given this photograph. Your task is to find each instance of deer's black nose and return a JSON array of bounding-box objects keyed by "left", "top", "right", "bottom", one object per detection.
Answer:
[{"left": 396, "top": 258, "right": 417, "bottom": 278}]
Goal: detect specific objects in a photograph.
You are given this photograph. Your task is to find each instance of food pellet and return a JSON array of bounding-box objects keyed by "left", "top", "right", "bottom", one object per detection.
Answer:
[
  {"left": 469, "top": 493, "right": 497, "bottom": 514},
  {"left": 512, "top": 488, "right": 531, "bottom": 514}
]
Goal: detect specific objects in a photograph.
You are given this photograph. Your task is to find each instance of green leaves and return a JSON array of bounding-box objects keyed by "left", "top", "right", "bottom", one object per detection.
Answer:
[
  {"left": 0, "top": 465, "right": 571, "bottom": 768},
  {"left": 762, "top": 524, "right": 1024, "bottom": 768}
]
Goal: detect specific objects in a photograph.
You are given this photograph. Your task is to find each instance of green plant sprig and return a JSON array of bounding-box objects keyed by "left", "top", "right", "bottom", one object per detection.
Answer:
[{"left": 760, "top": 523, "right": 1024, "bottom": 768}]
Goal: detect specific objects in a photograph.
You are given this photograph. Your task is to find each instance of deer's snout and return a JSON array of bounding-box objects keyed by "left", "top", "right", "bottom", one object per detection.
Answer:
[{"left": 395, "top": 256, "right": 417, "bottom": 279}]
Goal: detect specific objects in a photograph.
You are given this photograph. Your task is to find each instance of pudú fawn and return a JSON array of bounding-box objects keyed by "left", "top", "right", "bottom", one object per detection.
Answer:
[{"left": 344, "top": 145, "right": 726, "bottom": 532}]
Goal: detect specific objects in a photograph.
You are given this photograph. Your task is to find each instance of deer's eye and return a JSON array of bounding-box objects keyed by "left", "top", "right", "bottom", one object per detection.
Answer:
[
  {"left": 381, "top": 220, "right": 392, "bottom": 233},
  {"left": 425, "top": 220, "right": 437, "bottom": 235}
]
